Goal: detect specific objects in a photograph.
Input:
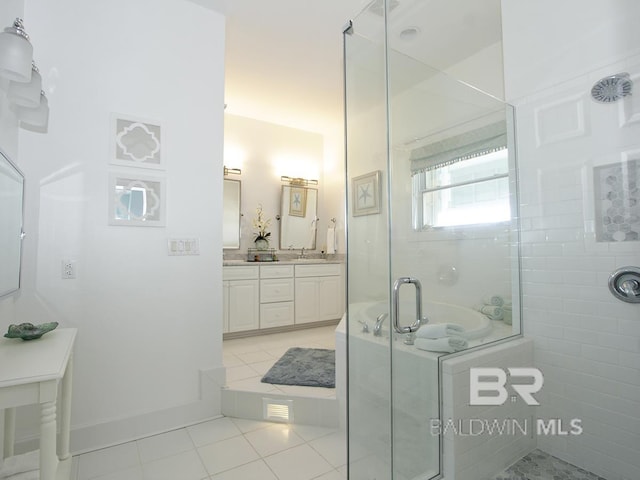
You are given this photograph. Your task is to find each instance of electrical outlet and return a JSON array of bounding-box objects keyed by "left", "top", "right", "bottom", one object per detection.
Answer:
[{"left": 61, "top": 259, "right": 76, "bottom": 279}]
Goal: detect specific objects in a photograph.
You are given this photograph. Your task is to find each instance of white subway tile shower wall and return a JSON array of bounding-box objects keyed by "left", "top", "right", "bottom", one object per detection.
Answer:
[
  {"left": 515, "top": 56, "right": 640, "bottom": 480},
  {"left": 441, "top": 339, "right": 536, "bottom": 480}
]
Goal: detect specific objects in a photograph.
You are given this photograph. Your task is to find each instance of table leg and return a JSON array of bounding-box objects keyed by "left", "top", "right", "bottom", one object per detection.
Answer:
[
  {"left": 3, "top": 407, "right": 15, "bottom": 459},
  {"left": 40, "top": 401, "right": 58, "bottom": 480},
  {"left": 59, "top": 353, "right": 73, "bottom": 460}
]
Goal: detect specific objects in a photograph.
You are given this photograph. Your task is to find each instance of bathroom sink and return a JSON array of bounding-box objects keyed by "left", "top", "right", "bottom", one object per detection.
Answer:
[{"left": 293, "top": 258, "right": 328, "bottom": 263}]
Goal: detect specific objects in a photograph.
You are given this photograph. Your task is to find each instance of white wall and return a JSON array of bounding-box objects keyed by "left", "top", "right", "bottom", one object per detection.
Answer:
[
  {"left": 503, "top": 1, "right": 640, "bottom": 479},
  {"left": 2, "top": 0, "right": 226, "bottom": 452},
  {"left": 0, "top": 0, "right": 23, "bottom": 331},
  {"left": 224, "top": 114, "right": 345, "bottom": 254}
]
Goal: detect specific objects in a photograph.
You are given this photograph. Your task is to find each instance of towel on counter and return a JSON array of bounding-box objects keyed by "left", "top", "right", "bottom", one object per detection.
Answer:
[
  {"left": 326, "top": 226, "right": 336, "bottom": 254},
  {"left": 416, "top": 323, "right": 465, "bottom": 339},
  {"left": 483, "top": 295, "right": 505, "bottom": 306},
  {"left": 415, "top": 336, "right": 468, "bottom": 353},
  {"left": 307, "top": 220, "right": 317, "bottom": 250},
  {"left": 477, "top": 305, "right": 504, "bottom": 321},
  {"left": 0, "top": 450, "right": 39, "bottom": 478}
]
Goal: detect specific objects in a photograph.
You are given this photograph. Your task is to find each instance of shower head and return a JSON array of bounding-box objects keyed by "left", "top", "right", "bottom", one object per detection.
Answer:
[{"left": 591, "top": 72, "right": 633, "bottom": 103}]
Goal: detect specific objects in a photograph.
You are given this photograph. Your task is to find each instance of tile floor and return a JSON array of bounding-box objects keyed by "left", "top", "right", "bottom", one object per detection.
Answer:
[
  {"left": 69, "top": 328, "right": 603, "bottom": 480},
  {"left": 71, "top": 416, "right": 346, "bottom": 480},
  {"left": 223, "top": 325, "right": 338, "bottom": 398},
  {"left": 70, "top": 326, "right": 345, "bottom": 480}
]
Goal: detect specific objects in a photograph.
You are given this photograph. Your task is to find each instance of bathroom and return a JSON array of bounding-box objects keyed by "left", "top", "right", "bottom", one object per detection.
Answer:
[{"left": 0, "top": 1, "right": 638, "bottom": 480}]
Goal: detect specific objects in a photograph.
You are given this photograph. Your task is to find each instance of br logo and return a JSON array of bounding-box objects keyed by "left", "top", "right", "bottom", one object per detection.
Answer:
[{"left": 469, "top": 368, "right": 544, "bottom": 406}]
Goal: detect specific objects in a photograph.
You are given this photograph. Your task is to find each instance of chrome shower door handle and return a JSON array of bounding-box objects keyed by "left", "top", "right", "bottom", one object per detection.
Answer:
[{"left": 392, "top": 277, "right": 423, "bottom": 334}]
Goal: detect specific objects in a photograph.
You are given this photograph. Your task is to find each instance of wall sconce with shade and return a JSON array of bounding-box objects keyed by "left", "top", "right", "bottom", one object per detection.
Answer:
[
  {"left": 7, "top": 61, "right": 41, "bottom": 107},
  {"left": 0, "top": 19, "right": 33, "bottom": 82},
  {"left": 12, "top": 90, "right": 48, "bottom": 131},
  {"left": 0, "top": 18, "right": 49, "bottom": 133}
]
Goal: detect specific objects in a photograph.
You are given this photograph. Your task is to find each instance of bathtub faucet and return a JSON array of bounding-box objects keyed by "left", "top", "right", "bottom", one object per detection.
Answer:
[{"left": 373, "top": 313, "right": 388, "bottom": 336}]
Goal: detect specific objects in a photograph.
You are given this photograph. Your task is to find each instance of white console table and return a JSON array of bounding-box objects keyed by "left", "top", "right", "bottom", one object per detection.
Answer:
[{"left": 0, "top": 328, "right": 76, "bottom": 480}]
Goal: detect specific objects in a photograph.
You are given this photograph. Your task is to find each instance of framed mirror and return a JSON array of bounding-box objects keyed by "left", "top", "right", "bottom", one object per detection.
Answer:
[
  {"left": 223, "top": 179, "right": 241, "bottom": 249},
  {"left": 0, "top": 149, "right": 25, "bottom": 297},
  {"left": 280, "top": 185, "right": 318, "bottom": 250},
  {"left": 108, "top": 173, "right": 166, "bottom": 227}
]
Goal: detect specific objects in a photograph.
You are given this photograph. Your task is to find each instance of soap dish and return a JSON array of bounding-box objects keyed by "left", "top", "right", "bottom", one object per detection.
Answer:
[{"left": 4, "top": 322, "right": 59, "bottom": 341}]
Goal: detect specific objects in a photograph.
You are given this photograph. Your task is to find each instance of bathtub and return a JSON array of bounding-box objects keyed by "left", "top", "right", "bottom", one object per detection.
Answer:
[
  {"left": 356, "top": 299, "right": 493, "bottom": 342},
  {"left": 335, "top": 302, "right": 531, "bottom": 480}
]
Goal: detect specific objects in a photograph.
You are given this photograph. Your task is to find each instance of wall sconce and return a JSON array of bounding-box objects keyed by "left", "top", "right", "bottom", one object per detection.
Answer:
[
  {"left": 281, "top": 176, "right": 318, "bottom": 186},
  {"left": 0, "top": 18, "right": 49, "bottom": 133},
  {"left": 223, "top": 166, "right": 241, "bottom": 176},
  {"left": 0, "top": 18, "right": 33, "bottom": 82},
  {"left": 7, "top": 61, "right": 41, "bottom": 107},
  {"left": 12, "top": 90, "right": 48, "bottom": 131}
]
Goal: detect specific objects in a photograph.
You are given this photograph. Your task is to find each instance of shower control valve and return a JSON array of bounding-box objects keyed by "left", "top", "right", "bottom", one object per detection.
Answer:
[{"left": 608, "top": 266, "right": 640, "bottom": 303}]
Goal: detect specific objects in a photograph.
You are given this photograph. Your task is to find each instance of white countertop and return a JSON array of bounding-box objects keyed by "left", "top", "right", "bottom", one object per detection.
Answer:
[{"left": 223, "top": 259, "right": 343, "bottom": 266}]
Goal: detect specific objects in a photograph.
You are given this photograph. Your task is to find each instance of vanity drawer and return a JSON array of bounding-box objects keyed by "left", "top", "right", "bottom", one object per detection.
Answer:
[
  {"left": 260, "top": 302, "right": 294, "bottom": 328},
  {"left": 260, "top": 278, "right": 295, "bottom": 303},
  {"left": 223, "top": 265, "right": 259, "bottom": 280},
  {"left": 294, "top": 263, "right": 342, "bottom": 278},
  {"left": 260, "top": 265, "right": 294, "bottom": 279}
]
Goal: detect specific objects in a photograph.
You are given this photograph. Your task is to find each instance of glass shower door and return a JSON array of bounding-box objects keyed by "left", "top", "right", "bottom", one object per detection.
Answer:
[
  {"left": 343, "top": 16, "right": 442, "bottom": 474},
  {"left": 344, "top": 1, "right": 519, "bottom": 479}
]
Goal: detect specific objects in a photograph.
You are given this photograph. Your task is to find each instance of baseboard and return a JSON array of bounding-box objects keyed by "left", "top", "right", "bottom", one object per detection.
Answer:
[
  {"left": 223, "top": 319, "right": 340, "bottom": 340},
  {"left": 14, "top": 365, "right": 227, "bottom": 456}
]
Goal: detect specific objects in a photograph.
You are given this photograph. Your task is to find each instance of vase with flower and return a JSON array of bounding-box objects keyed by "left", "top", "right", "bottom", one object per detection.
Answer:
[{"left": 253, "top": 204, "right": 271, "bottom": 250}]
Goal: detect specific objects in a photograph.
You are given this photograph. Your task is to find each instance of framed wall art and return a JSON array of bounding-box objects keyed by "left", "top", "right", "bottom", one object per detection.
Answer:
[
  {"left": 352, "top": 170, "right": 381, "bottom": 216},
  {"left": 110, "top": 113, "right": 164, "bottom": 170},
  {"left": 289, "top": 186, "right": 307, "bottom": 217}
]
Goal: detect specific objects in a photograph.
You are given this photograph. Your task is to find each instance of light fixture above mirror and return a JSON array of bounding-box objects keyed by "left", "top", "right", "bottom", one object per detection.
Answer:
[
  {"left": 281, "top": 175, "right": 318, "bottom": 186},
  {"left": 224, "top": 166, "right": 242, "bottom": 176}
]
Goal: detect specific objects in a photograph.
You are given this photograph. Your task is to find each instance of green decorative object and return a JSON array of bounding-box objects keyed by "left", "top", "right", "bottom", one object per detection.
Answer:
[{"left": 4, "top": 322, "right": 59, "bottom": 341}]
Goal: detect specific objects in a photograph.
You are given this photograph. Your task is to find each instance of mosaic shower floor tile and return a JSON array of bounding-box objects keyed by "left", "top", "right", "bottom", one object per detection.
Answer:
[{"left": 492, "top": 449, "right": 607, "bottom": 480}]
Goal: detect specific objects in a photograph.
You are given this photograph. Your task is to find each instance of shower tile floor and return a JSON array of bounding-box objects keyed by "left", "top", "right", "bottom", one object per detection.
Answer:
[
  {"left": 492, "top": 449, "right": 607, "bottom": 480},
  {"left": 223, "top": 324, "right": 338, "bottom": 398}
]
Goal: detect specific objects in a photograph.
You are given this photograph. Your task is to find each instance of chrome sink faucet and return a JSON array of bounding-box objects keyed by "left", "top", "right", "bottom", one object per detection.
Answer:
[{"left": 298, "top": 247, "right": 307, "bottom": 259}]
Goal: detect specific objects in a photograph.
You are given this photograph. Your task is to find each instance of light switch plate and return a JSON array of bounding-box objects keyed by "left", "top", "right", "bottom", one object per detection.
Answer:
[{"left": 167, "top": 238, "right": 200, "bottom": 256}]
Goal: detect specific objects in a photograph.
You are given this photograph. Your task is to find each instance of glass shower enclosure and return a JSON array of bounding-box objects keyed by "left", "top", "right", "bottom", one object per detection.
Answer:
[{"left": 343, "top": 1, "right": 520, "bottom": 478}]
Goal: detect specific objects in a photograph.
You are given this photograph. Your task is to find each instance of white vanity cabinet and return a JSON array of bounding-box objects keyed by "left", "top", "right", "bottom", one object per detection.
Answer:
[
  {"left": 223, "top": 266, "right": 259, "bottom": 333},
  {"left": 294, "top": 263, "right": 344, "bottom": 324},
  {"left": 223, "top": 262, "right": 344, "bottom": 335},
  {"left": 259, "top": 265, "right": 295, "bottom": 328}
]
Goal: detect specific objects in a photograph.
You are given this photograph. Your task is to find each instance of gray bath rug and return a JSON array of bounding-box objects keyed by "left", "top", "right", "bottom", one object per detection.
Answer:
[{"left": 261, "top": 347, "right": 335, "bottom": 388}]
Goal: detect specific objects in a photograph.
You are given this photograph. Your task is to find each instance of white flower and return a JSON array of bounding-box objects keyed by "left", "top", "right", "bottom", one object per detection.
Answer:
[{"left": 253, "top": 204, "right": 271, "bottom": 240}]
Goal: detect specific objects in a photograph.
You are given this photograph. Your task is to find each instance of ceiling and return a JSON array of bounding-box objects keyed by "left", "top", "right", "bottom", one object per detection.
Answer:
[
  {"left": 219, "top": 0, "right": 502, "bottom": 135},
  {"left": 223, "top": 0, "right": 365, "bottom": 134}
]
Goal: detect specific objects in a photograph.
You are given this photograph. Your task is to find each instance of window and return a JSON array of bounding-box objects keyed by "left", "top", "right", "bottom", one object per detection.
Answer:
[{"left": 412, "top": 147, "right": 510, "bottom": 229}]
